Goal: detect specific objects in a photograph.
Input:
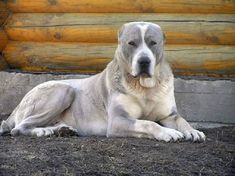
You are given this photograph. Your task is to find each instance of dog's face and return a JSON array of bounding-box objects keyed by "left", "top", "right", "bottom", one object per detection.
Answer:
[{"left": 118, "top": 22, "right": 165, "bottom": 78}]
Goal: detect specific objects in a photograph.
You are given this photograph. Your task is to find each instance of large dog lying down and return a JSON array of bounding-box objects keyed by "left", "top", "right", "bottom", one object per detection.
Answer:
[{"left": 0, "top": 22, "right": 205, "bottom": 142}]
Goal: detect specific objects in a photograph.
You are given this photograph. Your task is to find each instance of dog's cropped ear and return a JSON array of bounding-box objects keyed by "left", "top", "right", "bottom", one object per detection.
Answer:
[{"left": 118, "top": 24, "right": 126, "bottom": 43}]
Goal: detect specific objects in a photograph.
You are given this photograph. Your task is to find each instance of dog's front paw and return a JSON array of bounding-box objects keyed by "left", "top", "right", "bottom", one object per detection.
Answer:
[
  {"left": 182, "top": 129, "right": 206, "bottom": 142},
  {"left": 155, "top": 128, "right": 184, "bottom": 142}
]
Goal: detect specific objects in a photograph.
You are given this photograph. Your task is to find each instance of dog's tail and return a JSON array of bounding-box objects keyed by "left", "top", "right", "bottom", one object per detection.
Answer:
[{"left": 0, "top": 105, "right": 18, "bottom": 135}]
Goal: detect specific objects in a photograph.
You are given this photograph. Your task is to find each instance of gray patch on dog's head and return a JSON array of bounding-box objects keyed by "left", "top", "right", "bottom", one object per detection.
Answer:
[
  {"left": 117, "top": 23, "right": 142, "bottom": 66},
  {"left": 144, "top": 24, "right": 165, "bottom": 65}
]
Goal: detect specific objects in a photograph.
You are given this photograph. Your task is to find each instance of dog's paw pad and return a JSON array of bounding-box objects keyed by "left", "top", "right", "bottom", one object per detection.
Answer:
[
  {"left": 11, "top": 128, "right": 20, "bottom": 136},
  {"left": 55, "top": 127, "right": 78, "bottom": 137}
]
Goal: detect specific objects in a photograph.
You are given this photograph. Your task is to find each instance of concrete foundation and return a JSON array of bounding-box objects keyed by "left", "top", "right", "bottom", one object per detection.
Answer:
[{"left": 0, "top": 71, "right": 234, "bottom": 124}]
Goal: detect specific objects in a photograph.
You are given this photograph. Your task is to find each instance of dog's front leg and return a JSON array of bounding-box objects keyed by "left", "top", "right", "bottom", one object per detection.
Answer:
[
  {"left": 159, "top": 114, "right": 206, "bottom": 142},
  {"left": 106, "top": 97, "right": 184, "bottom": 142}
]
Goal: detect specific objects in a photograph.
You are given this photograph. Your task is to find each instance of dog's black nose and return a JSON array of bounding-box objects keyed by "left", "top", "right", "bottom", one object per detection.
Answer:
[{"left": 138, "top": 57, "right": 150, "bottom": 67}]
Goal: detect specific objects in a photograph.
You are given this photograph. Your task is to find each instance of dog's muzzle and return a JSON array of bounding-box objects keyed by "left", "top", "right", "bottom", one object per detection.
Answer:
[{"left": 138, "top": 56, "right": 151, "bottom": 77}]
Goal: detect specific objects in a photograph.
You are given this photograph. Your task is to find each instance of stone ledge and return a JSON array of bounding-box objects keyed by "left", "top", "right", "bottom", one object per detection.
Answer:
[{"left": 0, "top": 71, "right": 234, "bottom": 123}]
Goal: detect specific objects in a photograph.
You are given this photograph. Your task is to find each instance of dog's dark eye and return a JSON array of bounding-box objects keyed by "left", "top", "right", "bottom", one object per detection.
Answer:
[
  {"left": 150, "top": 41, "right": 157, "bottom": 46},
  {"left": 128, "top": 41, "right": 137, "bottom": 47}
]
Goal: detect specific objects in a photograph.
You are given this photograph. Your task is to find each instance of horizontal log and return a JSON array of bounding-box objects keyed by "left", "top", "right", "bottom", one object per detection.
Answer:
[
  {"left": 0, "top": 1, "right": 9, "bottom": 26},
  {"left": 0, "top": 29, "right": 8, "bottom": 51},
  {"left": 5, "top": 13, "right": 235, "bottom": 45},
  {"left": 6, "top": 0, "right": 235, "bottom": 13},
  {"left": 3, "top": 41, "right": 235, "bottom": 78}
]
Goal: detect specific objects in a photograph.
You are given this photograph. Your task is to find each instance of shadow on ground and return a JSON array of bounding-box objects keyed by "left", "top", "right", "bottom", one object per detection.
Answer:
[{"left": 0, "top": 126, "right": 234, "bottom": 176}]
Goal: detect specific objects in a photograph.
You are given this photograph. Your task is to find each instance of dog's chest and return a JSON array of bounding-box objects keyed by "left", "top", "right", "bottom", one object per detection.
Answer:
[
  {"left": 135, "top": 92, "right": 163, "bottom": 120},
  {"left": 129, "top": 84, "right": 174, "bottom": 121}
]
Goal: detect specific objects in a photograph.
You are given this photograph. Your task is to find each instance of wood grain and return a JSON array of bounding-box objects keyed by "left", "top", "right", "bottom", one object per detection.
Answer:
[
  {"left": 0, "top": 29, "right": 8, "bottom": 51},
  {"left": 3, "top": 41, "right": 235, "bottom": 77},
  {"left": 6, "top": 0, "right": 235, "bottom": 13},
  {"left": 0, "top": 1, "right": 10, "bottom": 26},
  {"left": 5, "top": 13, "right": 235, "bottom": 45}
]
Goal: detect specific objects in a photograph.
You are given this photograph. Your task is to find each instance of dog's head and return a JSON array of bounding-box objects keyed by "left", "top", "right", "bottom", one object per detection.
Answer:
[{"left": 117, "top": 22, "right": 166, "bottom": 87}]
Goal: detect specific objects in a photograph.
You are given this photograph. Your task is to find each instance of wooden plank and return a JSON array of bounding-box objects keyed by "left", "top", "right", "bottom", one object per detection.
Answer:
[
  {"left": 7, "top": 13, "right": 235, "bottom": 26},
  {"left": 0, "top": 29, "right": 8, "bottom": 51},
  {"left": 0, "top": 1, "right": 10, "bottom": 26},
  {"left": 6, "top": 0, "right": 235, "bottom": 13},
  {"left": 166, "top": 45, "right": 235, "bottom": 77},
  {"left": 3, "top": 41, "right": 235, "bottom": 77},
  {"left": 5, "top": 13, "right": 235, "bottom": 45}
]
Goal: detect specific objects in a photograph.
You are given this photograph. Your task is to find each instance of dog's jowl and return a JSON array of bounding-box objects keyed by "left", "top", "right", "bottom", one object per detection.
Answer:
[{"left": 0, "top": 22, "right": 205, "bottom": 142}]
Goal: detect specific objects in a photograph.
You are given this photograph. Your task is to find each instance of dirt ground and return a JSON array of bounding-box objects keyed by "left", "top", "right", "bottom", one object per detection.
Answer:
[{"left": 0, "top": 126, "right": 234, "bottom": 176}]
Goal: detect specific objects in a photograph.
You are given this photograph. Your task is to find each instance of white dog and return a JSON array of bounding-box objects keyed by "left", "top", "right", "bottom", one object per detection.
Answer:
[{"left": 0, "top": 22, "right": 205, "bottom": 142}]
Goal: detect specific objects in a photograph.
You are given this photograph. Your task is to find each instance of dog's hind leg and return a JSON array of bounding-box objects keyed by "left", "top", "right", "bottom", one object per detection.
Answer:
[{"left": 8, "top": 81, "right": 75, "bottom": 136}]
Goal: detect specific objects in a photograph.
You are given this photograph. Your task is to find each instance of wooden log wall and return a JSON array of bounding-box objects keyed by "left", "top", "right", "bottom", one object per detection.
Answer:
[
  {"left": 0, "top": 1, "right": 9, "bottom": 70},
  {"left": 1, "top": 0, "right": 235, "bottom": 78}
]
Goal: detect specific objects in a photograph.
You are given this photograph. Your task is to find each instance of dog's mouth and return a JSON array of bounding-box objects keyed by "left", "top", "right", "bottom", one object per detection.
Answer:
[
  {"left": 139, "top": 71, "right": 151, "bottom": 78},
  {"left": 136, "top": 67, "right": 152, "bottom": 78},
  {"left": 133, "top": 72, "right": 151, "bottom": 78},
  {"left": 131, "top": 65, "right": 152, "bottom": 78}
]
